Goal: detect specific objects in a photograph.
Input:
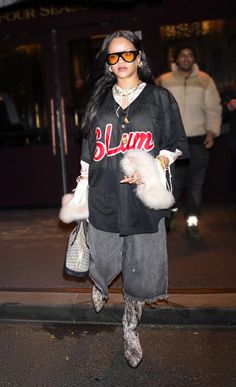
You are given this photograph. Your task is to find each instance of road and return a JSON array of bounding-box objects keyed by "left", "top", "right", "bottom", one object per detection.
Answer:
[{"left": 0, "top": 322, "right": 235, "bottom": 387}]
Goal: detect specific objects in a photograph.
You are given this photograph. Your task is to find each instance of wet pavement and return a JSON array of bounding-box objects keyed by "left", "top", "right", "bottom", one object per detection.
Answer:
[
  {"left": 0, "top": 203, "right": 235, "bottom": 290},
  {"left": 0, "top": 322, "right": 235, "bottom": 386},
  {"left": 0, "top": 203, "right": 235, "bottom": 386},
  {"left": 0, "top": 203, "right": 236, "bottom": 324}
]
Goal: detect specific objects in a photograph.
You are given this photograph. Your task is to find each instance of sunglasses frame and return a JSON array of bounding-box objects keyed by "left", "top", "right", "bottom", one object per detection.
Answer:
[{"left": 106, "top": 50, "right": 139, "bottom": 65}]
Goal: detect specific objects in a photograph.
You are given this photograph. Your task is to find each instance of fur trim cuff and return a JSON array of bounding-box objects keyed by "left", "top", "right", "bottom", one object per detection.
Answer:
[
  {"left": 59, "top": 178, "right": 89, "bottom": 223},
  {"left": 120, "top": 150, "right": 175, "bottom": 210}
]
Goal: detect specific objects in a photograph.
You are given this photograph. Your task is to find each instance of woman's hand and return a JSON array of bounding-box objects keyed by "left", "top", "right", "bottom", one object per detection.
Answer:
[{"left": 120, "top": 171, "right": 143, "bottom": 185}]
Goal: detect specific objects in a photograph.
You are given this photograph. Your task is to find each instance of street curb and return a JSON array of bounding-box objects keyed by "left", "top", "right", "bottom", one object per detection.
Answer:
[{"left": 0, "top": 303, "right": 235, "bottom": 325}]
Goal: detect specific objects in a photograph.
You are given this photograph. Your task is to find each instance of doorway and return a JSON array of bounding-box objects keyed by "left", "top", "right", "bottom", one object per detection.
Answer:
[{"left": 0, "top": 29, "right": 104, "bottom": 207}]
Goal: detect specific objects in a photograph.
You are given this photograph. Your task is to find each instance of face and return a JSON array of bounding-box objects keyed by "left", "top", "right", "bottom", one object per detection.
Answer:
[
  {"left": 107, "top": 37, "right": 141, "bottom": 80},
  {"left": 176, "top": 48, "right": 195, "bottom": 72}
]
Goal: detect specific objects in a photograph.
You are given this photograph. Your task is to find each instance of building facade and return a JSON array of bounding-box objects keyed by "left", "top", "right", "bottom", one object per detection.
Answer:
[{"left": 0, "top": 1, "right": 235, "bottom": 207}]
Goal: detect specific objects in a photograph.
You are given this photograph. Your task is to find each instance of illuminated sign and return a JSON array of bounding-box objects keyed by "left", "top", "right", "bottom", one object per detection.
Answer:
[{"left": 0, "top": 6, "right": 82, "bottom": 23}]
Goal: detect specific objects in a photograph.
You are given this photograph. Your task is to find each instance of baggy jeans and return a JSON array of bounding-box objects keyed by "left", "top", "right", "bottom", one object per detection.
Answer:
[{"left": 87, "top": 218, "right": 168, "bottom": 302}]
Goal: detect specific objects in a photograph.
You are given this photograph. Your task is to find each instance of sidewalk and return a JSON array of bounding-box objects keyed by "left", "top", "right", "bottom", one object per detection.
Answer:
[{"left": 0, "top": 203, "right": 236, "bottom": 324}]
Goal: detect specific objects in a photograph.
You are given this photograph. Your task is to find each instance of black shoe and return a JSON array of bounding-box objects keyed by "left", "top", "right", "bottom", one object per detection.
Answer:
[{"left": 186, "top": 225, "right": 202, "bottom": 240}]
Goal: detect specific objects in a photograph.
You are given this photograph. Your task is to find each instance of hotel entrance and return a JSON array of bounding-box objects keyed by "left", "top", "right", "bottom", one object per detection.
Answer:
[
  {"left": 1, "top": 3, "right": 235, "bottom": 207},
  {"left": 0, "top": 15, "right": 104, "bottom": 207}
]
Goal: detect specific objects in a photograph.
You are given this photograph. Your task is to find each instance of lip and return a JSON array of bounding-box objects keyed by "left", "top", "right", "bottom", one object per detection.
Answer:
[
  {"left": 181, "top": 62, "right": 191, "bottom": 67},
  {"left": 117, "top": 66, "right": 128, "bottom": 72}
]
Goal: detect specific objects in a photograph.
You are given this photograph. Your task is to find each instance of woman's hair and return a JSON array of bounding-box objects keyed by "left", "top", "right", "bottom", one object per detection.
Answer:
[{"left": 81, "top": 30, "right": 154, "bottom": 137}]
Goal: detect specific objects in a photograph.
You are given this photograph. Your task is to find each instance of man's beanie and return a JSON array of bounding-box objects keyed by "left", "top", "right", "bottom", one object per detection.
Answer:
[{"left": 173, "top": 43, "right": 197, "bottom": 63}]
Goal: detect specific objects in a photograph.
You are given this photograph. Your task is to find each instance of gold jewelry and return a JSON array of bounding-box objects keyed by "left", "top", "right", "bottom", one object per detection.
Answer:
[
  {"left": 114, "top": 81, "right": 142, "bottom": 125},
  {"left": 124, "top": 115, "right": 129, "bottom": 124},
  {"left": 156, "top": 155, "right": 167, "bottom": 170},
  {"left": 121, "top": 134, "right": 128, "bottom": 144},
  {"left": 113, "top": 81, "right": 145, "bottom": 126},
  {"left": 123, "top": 94, "right": 131, "bottom": 124},
  {"left": 114, "top": 81, "right": 142, "bottom": 97}
]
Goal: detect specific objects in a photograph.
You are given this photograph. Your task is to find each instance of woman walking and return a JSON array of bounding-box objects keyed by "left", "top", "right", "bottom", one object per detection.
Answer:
[{"left": 64, "top": 30, "right": 188, "bottom": 367}]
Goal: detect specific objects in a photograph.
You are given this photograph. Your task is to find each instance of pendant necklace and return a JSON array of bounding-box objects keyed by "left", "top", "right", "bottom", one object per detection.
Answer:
[
  {"left": 124, "top": 95, "right": 130, "bottom": 124},
  {"left": 113, "top": 81, "right": 142, "bottom": 125}
]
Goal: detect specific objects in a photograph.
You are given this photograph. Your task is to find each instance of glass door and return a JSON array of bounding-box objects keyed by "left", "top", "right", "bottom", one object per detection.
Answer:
[
  {"left": 49, "top": 30, "right": 105, "bottom": 193},
  {"left": 0, "top": 34, "right": 64, "bottom": 207},
  {"left": 0, "top": 42, "right": 48, "bottom": 148},
  {"left": 0, "top": 30, "right": 105, "bottom": 208},
  {"left": 65, "top": 34, "right": 105, "bottom": 135}
]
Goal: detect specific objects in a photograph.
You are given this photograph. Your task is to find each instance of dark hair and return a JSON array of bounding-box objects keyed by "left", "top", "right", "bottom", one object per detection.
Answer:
[
  {"left": 81, "top": 30, "right": 154, "bottom": 137},
  {"left": 173, "top": 43, "right": 197, "bottom": 63}
]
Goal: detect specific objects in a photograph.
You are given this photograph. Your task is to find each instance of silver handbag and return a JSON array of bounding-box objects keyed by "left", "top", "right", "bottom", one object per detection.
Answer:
[{"left": 64, "top": 220, "right": 90, "bottom": 277}]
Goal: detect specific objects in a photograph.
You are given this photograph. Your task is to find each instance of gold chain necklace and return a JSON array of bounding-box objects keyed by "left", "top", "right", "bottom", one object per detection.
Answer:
[
  {"left": 114, "top": 81, "right": 142, "bottom": 124},
  {"left": 124, "top": 97, "right": 130, "bottom": 124},
  {"left": 114, "top": 82, "right": 141, "bottom": 97}
]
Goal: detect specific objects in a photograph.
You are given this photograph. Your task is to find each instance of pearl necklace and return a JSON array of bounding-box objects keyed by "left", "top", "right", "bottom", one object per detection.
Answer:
[
  {"left": 113, "top": 81, "right": 144, "bottom": 124},
  {"left": 114, "top": 81, "right": 142, "bottom": 97}
]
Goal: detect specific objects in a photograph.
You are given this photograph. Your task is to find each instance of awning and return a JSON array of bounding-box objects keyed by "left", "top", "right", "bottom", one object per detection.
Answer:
[{"left": 0, "top": 0, "right": 157, "bottom": 9}]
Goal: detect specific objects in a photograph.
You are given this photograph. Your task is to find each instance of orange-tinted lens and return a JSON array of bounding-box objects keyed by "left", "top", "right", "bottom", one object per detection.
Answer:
[
  {"left": 107, "top": 53, "right": 119, "bottom": 65},
  {"left": 106, "top": 51, "right": 138, "bottom": 65},
  {"left": 121, "top": 51, "right": 136, "bottom": 62}
]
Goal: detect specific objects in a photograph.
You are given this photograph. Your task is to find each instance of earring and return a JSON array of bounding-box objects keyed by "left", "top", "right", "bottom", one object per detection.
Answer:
[
  {"left": 109, "top": 66, "right": 113, "bottom": 72},
  {"left": 138, "top": 61, "right": 143, "bottom": 68}
]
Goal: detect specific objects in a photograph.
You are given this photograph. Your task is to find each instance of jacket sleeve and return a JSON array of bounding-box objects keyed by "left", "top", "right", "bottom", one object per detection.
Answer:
[
  {"left": 204, "top": 77, "right": 222, "bottom": 137},
  {"left": 158, "top": 87, "right": 189, "bottom": 160}
]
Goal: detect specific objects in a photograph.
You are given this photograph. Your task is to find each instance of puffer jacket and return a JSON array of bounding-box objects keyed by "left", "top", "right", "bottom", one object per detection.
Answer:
[{"left": 156, "top": 63, "right": 222, "bottom": 138}]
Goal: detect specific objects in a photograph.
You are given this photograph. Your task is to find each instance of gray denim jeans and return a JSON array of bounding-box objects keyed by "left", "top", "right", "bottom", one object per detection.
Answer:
[{"left": 87, "top": 218, "right": 168, "bottom": 302}]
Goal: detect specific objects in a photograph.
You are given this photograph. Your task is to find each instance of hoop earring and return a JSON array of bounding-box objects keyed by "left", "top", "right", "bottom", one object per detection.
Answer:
[
  {"left": 109, "top": 66, "right": 113, "bottom": 72},
  {"left": 138, "top": 61, "right": 143, "bottom": 68}
]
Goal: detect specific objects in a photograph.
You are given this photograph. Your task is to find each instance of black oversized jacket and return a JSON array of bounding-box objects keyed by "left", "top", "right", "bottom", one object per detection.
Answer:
[{"left": 81, "top": 84, "right": 189, "bottom": 235}]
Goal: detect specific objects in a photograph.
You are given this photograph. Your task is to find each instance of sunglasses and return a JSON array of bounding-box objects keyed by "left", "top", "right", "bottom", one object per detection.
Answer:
[{"left": 106, "top": 50, "right": 139, "bottom": 65}]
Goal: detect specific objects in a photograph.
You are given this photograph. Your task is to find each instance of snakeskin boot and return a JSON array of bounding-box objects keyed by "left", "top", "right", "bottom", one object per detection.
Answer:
[
  {"left": 122, "top": 297, "right": 144, "bottom": 368},
  {"left": 92, "top": 285, "right": 105, "bottom": 312}
]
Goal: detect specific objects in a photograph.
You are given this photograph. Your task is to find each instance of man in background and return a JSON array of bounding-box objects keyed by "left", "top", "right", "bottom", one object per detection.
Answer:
[{"left": 156, "top": 44, "right": 222, "bottom": 239}]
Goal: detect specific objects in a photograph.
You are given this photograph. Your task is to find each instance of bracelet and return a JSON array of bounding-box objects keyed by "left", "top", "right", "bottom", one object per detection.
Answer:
[
  {"left": 76, "top": 175, "right": 88, "bottom": 182},
  {"left": 156, "top": 155, "right": 168, "bottom": 170}
]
